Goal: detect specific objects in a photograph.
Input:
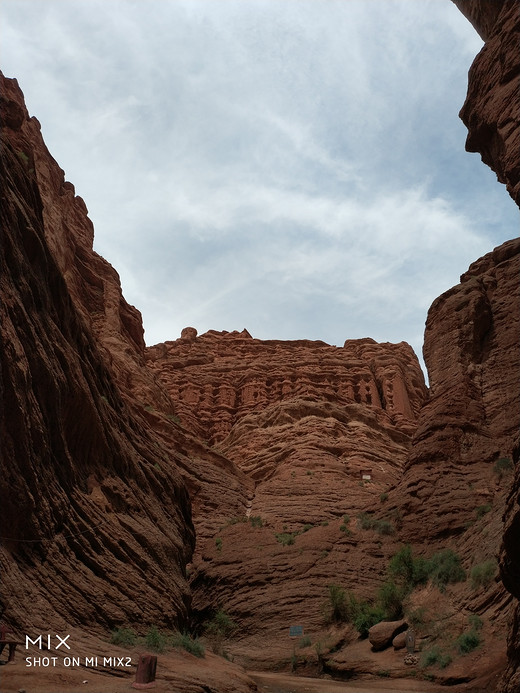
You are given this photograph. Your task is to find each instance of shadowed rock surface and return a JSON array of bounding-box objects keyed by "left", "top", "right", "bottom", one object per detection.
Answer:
[
  {"left": 0, "top": 73, "right": 194, "bottom": 634},
  {"left": 450, "top": 1, "right": 520, "bottom": 689}
]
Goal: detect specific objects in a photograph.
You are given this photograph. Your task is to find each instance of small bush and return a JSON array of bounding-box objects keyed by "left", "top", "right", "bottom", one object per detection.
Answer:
[
  {"left": 421, "top": 645, "right": 451, "bottom": 669},
  {"left": 353, "top": 603, "right": 385, "bottom": 638},
  {"left": 327, "top": 584, "right": 349, "bottom": 622},
  {"left": 475, "top": 504, "right": 492, "bottom": 520},
  {"left": 380, "top": 493, "right": 388, "bottom": 502},
  {"left": 470, "top": 560, "right": 496, "bottom": 589},
  {"left": 110, "top": 627, "right": 137, "bottom": 647},
  {"left": 275, "top": 532, "right": 296, "bottom": 546},
  {"left": 205, "top": 609, "right": 237, "bottom": 639},
  {"left": 171, "top": 631, "right": 205, "bottom": 657},
  {"left": 407, "top": 607, "right": 426, "bottom": 628},
  {"left": 249, "top": 516, "right": 263, "bottom": 528},
  {"left": 456, "top": 630, "right": 481, "bottom": 654},
  {"left": 340, "top": 524, "right": 352, "bottom": 535},
  {"left": 301, "top": 523, "right": 313, "bottom": 532},
  {"left": 494, "top": 457, "right": 513, "bottom": 479},
  {"left": 389, "top": 545, "right": 428, "bottom": 589},
  {"left": 378, "top": 580, "right": 404, "bottom": 620},
  {"left": 215, "top": 537, "right": 223, "bottom": 552},
  {"left": 468, "top": 614, "right": 483, "bottom": 632},
  {"left": 299, "top": 635, "right": 311, "bottom": 648},
  {"left": 357, "top": 512, "right": 377, "bottom": 530},
  {"left": 376, "top": 520, "right": 394, "bottom": 535},
  {"left": 427, "top": 549, "right": 466, "bottom": 592},
  {"left": 145, "top": 626, "right": 167, "bottom": 653},
  {"left": 343, "top": 514, "right": 350, "bottom": 525}
]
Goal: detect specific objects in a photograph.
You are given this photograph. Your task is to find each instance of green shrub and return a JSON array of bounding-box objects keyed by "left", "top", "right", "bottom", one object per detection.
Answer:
[
  {"left": 421, "top": 645, "right": 451, "bottom": 669},
  {"left": 343, "top": 514, "right": 350, "bottom": 525},
  {"left": 470, "top": 560, "right": 496, "bottom": 589},
  {"left": 494, "top": 457, "right": 513, "bottom": 478},
  {"left": 475, "top": 504, "right": 492, "bottom": 520},
  {"left": 301, "top": 523, "right": 313, "bottom": 532},
  {"left": 276, "top": 532, "right": 296, "bottom": 546},
  {"left": 376, "top": 520, "right": 394, "bottom": 535},
  {"left": 249, "top": 516, "right": 263, "bottom": 528},
  {"left": 327, "top": 584, "right": 349, "bottom": 622},
  {"left": 456, "top": 630, "right": 481, "bottom": 654},
  {"left": 468, "top": 614, "right": 483, "bottom": 632},
  {"left": 378, "top": 580, "right": 404, "bottom": 620},
  {"left": 340, "top": 524, "right": 352, "bottom": 535},
  {"left": 389, "top": 545, "right": 428, "bottom": 589},
  {"left": 380, "top": 493, "right": 388, "bottom": 502},
  {"left": 110, "top": 627, "right": 137, "bottom": 647},
  {"left": 205, "top": 609, "right": 237, "bottom": 638},
  {"left": 407, "top": 607, "right": 426, "bottom": 628},
  {"left": 299, "top": 635, "right": 311, "bottom": 648},
  {"left": 171, "top": 632, "right": 205, "bottom": 657},
  {"left": 427, "top": 549, "right": 466, "bottom": 592},
  {"left": 353, "top": 603, "right": 385, "bottom": 638},
  {"left": 145, "top": 626, "right": 167, "bottom": 653},
  {"left": 215, "top": 537, "right": 223, "bottom": 552},
  {"left": 357, "top": 512, "right": 377, "bottom": 530}
]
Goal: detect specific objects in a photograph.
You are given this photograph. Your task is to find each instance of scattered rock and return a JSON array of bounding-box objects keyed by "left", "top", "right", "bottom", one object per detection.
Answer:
[
  {"left": 368, "top": 620, "right": 408, "bottom": 651},
  {"left": 392, "top": 631, "right": 407, "bottom": 650}
]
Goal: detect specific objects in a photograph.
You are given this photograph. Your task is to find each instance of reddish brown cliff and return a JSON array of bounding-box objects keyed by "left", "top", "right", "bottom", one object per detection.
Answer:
[
  {"left": 0, "top": 71, "right": 258, "bottom": 692},
  {"left": 455, "top": 0, "right": 520, "bottom": 206},
  {"left": 395, "top": 238, "right": 520, "bottom": 544},
  {"left": 147, "top": 330, "right": 429, "bottom": 668},
  {"left": 0, "top": 74, "right": 194, "bottom": 635}
]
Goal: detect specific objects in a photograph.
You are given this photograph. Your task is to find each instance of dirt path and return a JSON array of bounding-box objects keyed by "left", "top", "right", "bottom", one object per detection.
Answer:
[{"left": 248, "top": 670, "right": 446, "bottom": 693}]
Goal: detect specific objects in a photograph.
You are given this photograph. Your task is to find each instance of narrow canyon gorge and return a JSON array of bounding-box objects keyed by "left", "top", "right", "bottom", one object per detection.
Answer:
[{"left": 0, "top": 1, "right": 518, "bottom": 691}]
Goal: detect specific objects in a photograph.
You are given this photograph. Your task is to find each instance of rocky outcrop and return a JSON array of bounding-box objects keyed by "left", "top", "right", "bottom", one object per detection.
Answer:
[
  {"left": 451, "top": 2, "right": 520, "bottom": 689},
  {"left": 456, "top": 0, "right": 520, "bottom": 206},
  {"left": 146, "top": 330, "right": 426, "bottom": 444},
  {"left": 395, "top": 238, "right": 520, "bottom": 543},
  {"left": 148, "top": 329, "right": 428, "bottom": 665},
  {"left": 368, "top": 620, "right": 407, "bottom": 651},
  {"left": 0, "top": 74, "right": 194, "bottom": 634}
]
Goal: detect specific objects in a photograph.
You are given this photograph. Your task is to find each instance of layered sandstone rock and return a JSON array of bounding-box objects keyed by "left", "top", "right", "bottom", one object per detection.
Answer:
[
  {"left": 456, "top": 0, "right": 520, "bottom": 206},
  {"left": 0, "top": 74, "right": 194, "bottom": 634},
  {"left": 146, "top": 331, "right": 426, "bottom": 443},
  {"left": 451, "top": 1, "right": 520, "bottom": 689},
  {"left": 395, "top": 238, "right": 520, "bottom": 543},
  {"left": 148, "top": 329, "right": 428, "bottom": 666}
]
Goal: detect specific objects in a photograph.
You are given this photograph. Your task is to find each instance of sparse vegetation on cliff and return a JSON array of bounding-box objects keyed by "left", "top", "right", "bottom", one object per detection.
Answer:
[{"left": 470, "top": 559, "right": 497, "bottom": 589}]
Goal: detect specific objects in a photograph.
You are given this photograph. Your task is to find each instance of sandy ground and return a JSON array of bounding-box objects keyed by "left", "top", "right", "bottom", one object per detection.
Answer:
[{"left": 249, "top": 670, "right": 447, "bottom": 693}]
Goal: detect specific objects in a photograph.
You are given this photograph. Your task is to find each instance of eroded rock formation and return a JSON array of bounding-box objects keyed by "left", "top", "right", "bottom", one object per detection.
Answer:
[
  {"left": 455, "top": 0, "right": 520, "bottom": 206},
  {"left": 0, "top": 73, "right": 194, "bottom": 634},
  {"left": 146, "top": 329, "right": 429, "bottom": 665}
]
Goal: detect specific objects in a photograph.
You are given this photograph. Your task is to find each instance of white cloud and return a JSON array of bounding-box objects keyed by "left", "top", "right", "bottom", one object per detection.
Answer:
[{"left": 1, "top": 0, "right": 518, "bottom": 377}]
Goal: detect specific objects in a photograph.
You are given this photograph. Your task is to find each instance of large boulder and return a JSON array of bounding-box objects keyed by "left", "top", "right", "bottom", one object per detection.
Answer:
[{"left": 369, "top": 620, "right": 408, "bottom": 651}]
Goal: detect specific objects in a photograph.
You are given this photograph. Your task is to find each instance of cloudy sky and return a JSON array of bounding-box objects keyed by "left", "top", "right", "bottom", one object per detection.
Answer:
[{"left": 2, "top": 1, "right": 518, "bottom": 374}]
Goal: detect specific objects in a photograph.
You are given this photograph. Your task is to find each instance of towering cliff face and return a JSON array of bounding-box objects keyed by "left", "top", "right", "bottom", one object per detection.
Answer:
[
  {"left": 451, "top": 2, "right": 520, "bottom": 688},
  {"left": 396, "top": 238, "right": 520, "bottom": 543},
  {"left": 454, "top": 0, "right": 520, "bottom": 206},
  {"left": 0, "top": 73, "right": 195, "bottom": 635}
]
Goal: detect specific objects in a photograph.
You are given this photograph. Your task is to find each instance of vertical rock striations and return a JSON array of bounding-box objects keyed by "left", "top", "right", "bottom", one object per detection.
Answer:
[
  {"left": 456, "top": 0, "right": 520, "bottom": 206},
  {"left": 396, "top": 238, "right": 520, "bottom": 542},
  {"left": 0, "top": 72, "right": 195, "bottom": 635},
  {"left": 451, "top": 2, "right": 520, "bottom": 688}
]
